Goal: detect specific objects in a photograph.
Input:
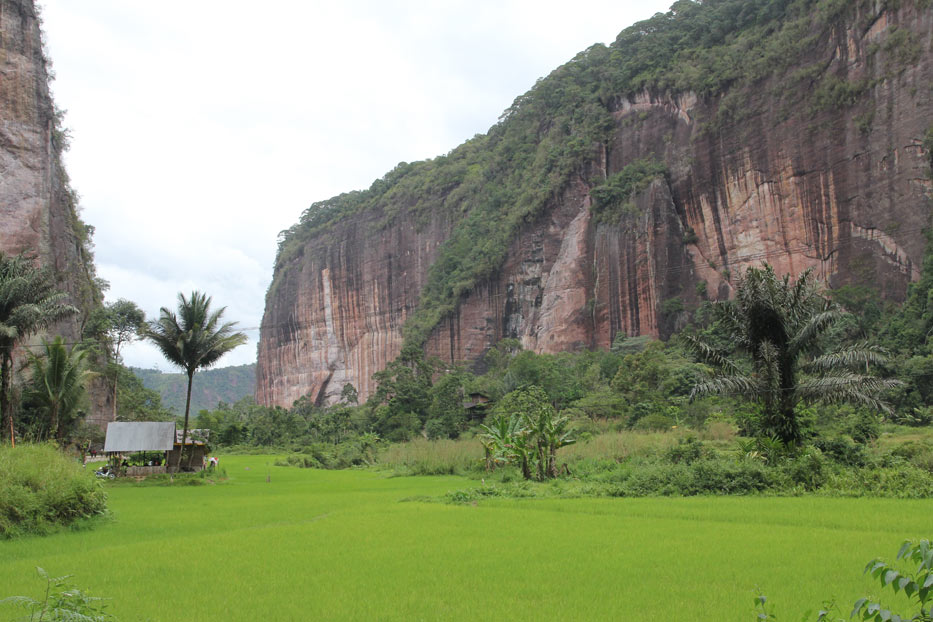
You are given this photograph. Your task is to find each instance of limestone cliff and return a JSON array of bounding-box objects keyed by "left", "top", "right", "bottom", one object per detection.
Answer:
[
  {"left": 1, "top": 0, "right": 108, "bottom": 424},
  {"left": 258, "top": 0, "right": 933, "bottom": 408}
]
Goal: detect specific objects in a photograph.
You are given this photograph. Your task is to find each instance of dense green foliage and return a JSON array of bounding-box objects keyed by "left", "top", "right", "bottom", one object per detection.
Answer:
[
  {"left": 0, "top": 444, "right": 106, "bottom": 539},
  {"left": 21, "top": 337, "right": 95, "bottom": 442},
  {"left": 132, "top": 364, "right": 255, "bottom": 415},
  {"left": 480, "top": 385, "right": 575, "bottom": 479},
  {"left": 82, "top": 298, "right": 146, "bottom": 423},
  {"left": 0, "top": 253, "right": 78, "bottom": 445},
  {"left": 589, "top": 159, "right": 669, "bottom": 224}
]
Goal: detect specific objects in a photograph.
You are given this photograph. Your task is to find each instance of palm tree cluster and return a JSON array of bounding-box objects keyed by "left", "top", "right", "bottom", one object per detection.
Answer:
[
  {"left": 480, "top": 385, "right": 575, "bottom": 480},
  {"left": 145, "top": 291, "right": 246, "bottom": 468},
  {"left": 685, "top": 265, "right": 898, "bottom": 444},
  {"left": 24, "top": 337, "right": 95, "bottom": 442},
  {"left": 0, "top": 253, "right": 77, "bottom": 444}
]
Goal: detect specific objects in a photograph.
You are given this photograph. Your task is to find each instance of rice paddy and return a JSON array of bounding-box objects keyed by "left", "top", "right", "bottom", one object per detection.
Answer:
[{"left": 1, "top": 455, "right": 929, "bottom": 620}]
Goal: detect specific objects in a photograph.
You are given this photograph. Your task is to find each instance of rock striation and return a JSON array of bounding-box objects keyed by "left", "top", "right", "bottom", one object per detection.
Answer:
[{"left": 258, "top": 1, "right": 933, "bottom": 408}]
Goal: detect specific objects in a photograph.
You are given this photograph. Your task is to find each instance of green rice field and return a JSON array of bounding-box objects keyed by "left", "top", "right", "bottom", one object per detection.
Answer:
[{"left": 1, "top": 455, "right": 929, "bottom": 621}]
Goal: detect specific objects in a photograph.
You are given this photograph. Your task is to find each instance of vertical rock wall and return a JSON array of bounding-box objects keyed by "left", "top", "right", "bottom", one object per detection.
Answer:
[
  {"left": 257, "top": 1, "right": 933, "bottom": 407},
  {"left": 0, "top": 0, "right": 109, "bottom": 426}
]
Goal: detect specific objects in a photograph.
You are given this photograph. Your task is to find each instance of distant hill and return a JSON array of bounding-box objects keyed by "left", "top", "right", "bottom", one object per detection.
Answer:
[{"left": 131, "top": 364, "right": 256, "bottom": 414}]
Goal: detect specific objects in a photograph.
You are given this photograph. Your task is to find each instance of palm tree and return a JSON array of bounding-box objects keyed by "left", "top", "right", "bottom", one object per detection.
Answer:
[
  {"left": 25, "top": 337, "right": 95, "bottom": 442},
  {"left": 145, "top": 291, "right": 246, "bottom": 469},
  {"left": 684, "top": 265, "right": 898, "bottom": 444},
  {"left": 0, "top": 253, "right": 77, "bottom": 445}
]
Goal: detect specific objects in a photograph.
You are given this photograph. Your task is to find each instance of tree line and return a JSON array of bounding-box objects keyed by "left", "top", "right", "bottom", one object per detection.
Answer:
[{"left": 1, "top": 252, "right": 245, "bottom": 470}]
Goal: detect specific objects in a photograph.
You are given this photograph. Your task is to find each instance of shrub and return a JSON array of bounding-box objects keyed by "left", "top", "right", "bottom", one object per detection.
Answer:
[
  {"left": 845, "top": 410, "right": 881, "bottom": 444},
  {"left": 664, "top": 436, "right": 708, "bottom": 464},
  {"left": 820, "top": 464, "right": 933, "bottom": 498},
  {"left": 275, "top": 441, "right": 368, "bottom": 470},
  {"left": 779, "top": 449, "right": 827, "bottom": 491},
  {"left": 616, "top": 458, "right": 775, "bottom": 496},
  {"left": 0, "top": 444, "right": 107, "bottom": 539},
  {"left": 0, "top": 567, "right": 116, "bottom": 621},
  {"left": 813, "top": 436, "right": 867, "bottom": 467},
  {"left": 890, "top": 441, "right": 933, "bottom": 473}
]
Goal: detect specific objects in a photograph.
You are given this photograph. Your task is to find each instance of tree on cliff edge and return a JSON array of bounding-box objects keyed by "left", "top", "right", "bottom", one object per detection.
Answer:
[
  {"left": 0, "top": 252, "right": 77, "bottom": 445},
  {"left": 685, "top": 264, "right": 898, "bottom": 444},
  {"left": 145, "top": 291, "right": 246, "bottom": 468}
]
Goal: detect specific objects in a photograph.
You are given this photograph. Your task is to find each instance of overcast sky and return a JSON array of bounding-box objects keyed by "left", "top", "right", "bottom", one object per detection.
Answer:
[{"left": 39, "top": 0, "right": 673, "bottom": 371}]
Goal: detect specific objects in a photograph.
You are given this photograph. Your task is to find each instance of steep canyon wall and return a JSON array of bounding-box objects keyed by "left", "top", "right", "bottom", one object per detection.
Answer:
[
  {"left": 1, "top": 0, "right": 108, "bottom": 425},
  {"left": 258, "top": 1, "right": 933, "bottom": 407}
]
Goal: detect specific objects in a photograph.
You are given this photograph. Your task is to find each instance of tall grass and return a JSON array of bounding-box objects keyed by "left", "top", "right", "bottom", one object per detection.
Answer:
[
  {"left": 377, "top": 437, "right": 483, "bottom": 474},
  {"left": 0, "top": 444, "right": 107, "bottom": 538},
  {"left": 560, "top": 430, "right": 680, "bottom": 462},
  {"left": 378, "top": 430, "right": 726, "bottom": 476}
]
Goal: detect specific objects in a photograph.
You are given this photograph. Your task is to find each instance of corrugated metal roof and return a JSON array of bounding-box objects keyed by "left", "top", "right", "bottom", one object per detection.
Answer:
[
  {"left": 104, "top": 422, "right": 176, "bottom": 452},
  {"left": 175, "top": 429, "right": 210, "bottom": 445}
]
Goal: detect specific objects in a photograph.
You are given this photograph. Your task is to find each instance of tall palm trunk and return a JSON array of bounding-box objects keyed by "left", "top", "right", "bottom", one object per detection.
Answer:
[
  {"left": 177, "top": 369, "right": 194, "bottom": 470},
  {"left": 51, "top": 403, "right": 60, "bottom": 443}
]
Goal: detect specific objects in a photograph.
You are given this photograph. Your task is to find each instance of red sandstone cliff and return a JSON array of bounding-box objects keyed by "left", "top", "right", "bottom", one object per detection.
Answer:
[
  {"left": 257, "top": 1, "right": 933, "bottom": 408},
  {"left": 1, "top": 0, "right": 109, "bottom": 424}
]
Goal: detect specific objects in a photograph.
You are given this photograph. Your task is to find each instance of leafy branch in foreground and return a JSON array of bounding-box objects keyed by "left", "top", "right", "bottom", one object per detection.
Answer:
[
  {"left": 755, "top": 539, "right": 933, "bottom": 621},
  {"left": 0, "top": 566, "right": 115, "bottom": 621},
  {"left": 854, "top": 539, "right": 933, "bottom": 622}
]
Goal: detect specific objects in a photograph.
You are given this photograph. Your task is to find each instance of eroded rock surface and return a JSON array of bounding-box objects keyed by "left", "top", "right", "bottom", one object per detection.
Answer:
[{"left": 257, "top": 2, "right": 933, "bottom": 407}]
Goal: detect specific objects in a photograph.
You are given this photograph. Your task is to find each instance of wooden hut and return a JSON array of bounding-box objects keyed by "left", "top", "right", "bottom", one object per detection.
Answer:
[
  {"left": 168, "top": 429, "right": 210, "bottom": 472},
  {"left": 463, "top": 392, "right": 492, "bottom": 422}
]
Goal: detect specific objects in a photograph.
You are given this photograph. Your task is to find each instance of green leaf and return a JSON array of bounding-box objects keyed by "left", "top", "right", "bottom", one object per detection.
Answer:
[
  {"left": 883, "top": 570, "right": 899, "bottom": 586},
  {"left": 896, "top": 577, "right": 910, "bottom": 593},
  {"left": 879, "top": 610, "right": 891, "bottom": 622},
  {"left": 852, "top": 597, "right": 868, "bottom": 618},
  {"left": 897, "top": 541, "right": 913, "bottom": 560},
  {"left": 924, "top": 574, "right": 933, "bottom": 589}
]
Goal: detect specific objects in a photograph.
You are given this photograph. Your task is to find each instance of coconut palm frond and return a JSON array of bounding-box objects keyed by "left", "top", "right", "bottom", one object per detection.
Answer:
[{"left": 144, "top": 290, "right": 247, "bottom": 468}]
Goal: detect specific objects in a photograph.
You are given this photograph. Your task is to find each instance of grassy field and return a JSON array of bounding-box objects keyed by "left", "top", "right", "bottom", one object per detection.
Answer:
[{"left": 1, "top": 455, "right": 929, "bottom": 621}]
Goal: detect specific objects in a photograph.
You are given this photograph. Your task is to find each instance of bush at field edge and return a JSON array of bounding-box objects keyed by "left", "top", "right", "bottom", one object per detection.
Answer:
[{"left": 0, "top": 443, "right": 107, "bottom": 538}]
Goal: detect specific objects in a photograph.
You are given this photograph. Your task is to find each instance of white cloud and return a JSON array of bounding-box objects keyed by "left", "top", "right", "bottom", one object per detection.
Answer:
[{"left": 39, "top": 0, "right": 673, "bottom": 369}]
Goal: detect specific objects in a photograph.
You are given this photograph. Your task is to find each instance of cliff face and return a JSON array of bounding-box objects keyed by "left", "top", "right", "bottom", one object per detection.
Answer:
[
  {"left": 257, "top": 0, "right": 933, "bottom": 408},
  {"left": 0, "top": 0, "right": 108, "bottom": 424}
]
